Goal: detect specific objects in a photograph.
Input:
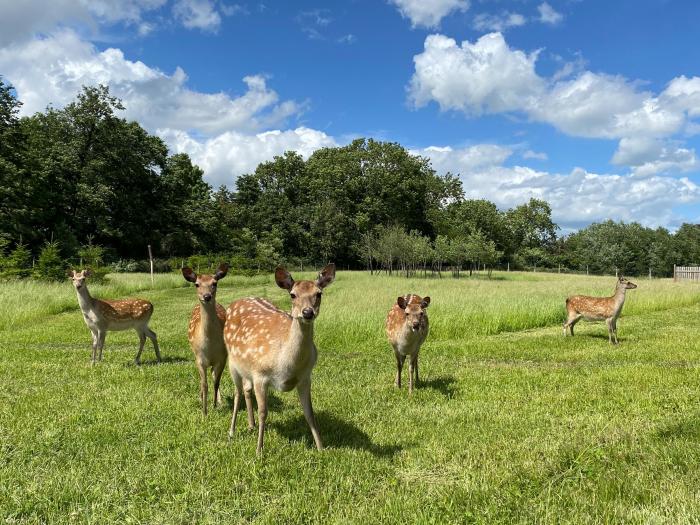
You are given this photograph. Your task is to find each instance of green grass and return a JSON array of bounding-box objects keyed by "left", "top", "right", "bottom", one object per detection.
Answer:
[{"left": 1, "top": 271, "right": 700, "bottom": 523}]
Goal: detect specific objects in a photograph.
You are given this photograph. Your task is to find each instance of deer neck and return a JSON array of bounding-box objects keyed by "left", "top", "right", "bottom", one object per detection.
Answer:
[
  {"left": 612, "top": 285, "right": 627, "bottom": 312},
  {"left": 199, "top": 300, "right": 221, "bottom": 335},
  {"left": 285, "top": 317, "right": 315, "bottom": 356},
  {"left": 75, "top": 285, "right": 95, "bottom": 312}
]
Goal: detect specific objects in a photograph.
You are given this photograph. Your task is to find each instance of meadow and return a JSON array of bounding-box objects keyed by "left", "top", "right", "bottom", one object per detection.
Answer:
[{"left": 2, "top": 271, "right": 700, "bottom": 523}]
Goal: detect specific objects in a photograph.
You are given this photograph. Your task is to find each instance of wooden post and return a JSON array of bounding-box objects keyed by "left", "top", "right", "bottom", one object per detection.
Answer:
[
  {"left": 558, "top": 263, "right": 561, "bottom": 274},
  {"left": 148, "top": 245, "right": 154, "bottom": 286},
  {"left": 507, "top": 261, "right": 510, "bottom": 272},
  {"left": 648, "top": 267, "right": 652, "bottom": 280},
  {"left": 586, "top": 265, "right": 589, "bottom": 275},
  {"left": 673, "top": 264, "right": 677, "bottom": 282},
  {"left": 615, "top": 267, "right": 618, "bottom": 278}
]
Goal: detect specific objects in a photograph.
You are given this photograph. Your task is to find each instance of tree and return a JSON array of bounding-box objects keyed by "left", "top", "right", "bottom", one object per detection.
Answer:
[{"left": 34, "top": 241, "right": 66, "bottom": 281}]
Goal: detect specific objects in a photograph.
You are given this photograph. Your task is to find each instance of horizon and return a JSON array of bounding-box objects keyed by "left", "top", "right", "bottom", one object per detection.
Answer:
[{"left": 2, "top": 0, "right": 700, "bottom": 231}]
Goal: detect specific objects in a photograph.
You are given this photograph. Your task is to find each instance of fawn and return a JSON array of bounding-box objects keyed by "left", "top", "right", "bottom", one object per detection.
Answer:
[
  {"left": 224, "top": 264, "right": 336, "bottom": 454},
  {"left": 182, "top": 263, "right": 229, "bottom": 416},
  {"left": 69, "top": 269, "right": 161, "bottom": 364},
  {"left": 563, "top": 276, "right": 638, "bottom": 344},
  {"left": 386, "top": 294, "right": 430, "bottom": 393}
]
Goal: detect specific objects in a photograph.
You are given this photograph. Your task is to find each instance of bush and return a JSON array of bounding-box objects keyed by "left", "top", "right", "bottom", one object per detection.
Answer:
[
  {"left": 34, "top": 241, "right": 66, "bottom": 281},
  {"left": 2, "top": 242, "right": 32, "bottom": 279}
]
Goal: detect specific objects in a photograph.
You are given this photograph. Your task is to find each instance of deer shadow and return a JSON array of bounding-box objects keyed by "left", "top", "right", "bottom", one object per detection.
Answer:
[
  {"left": 418, "top": 375, "right": 458, "bottom": 398},
  {"left": 274, "top": 411, "right": 404, "bottom": 457},
  {"left": 224, "top": 392, "right": 284, "bottom": 412},
  {"left": 136, "top": 356, "right": 189, "bottom": 367}
]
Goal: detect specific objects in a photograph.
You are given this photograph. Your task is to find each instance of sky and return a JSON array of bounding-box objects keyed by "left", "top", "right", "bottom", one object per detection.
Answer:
[{"left": 1, "top": 0, "right": 700, "bottom": 232}]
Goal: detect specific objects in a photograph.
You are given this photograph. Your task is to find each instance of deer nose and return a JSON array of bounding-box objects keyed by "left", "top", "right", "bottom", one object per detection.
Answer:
[
  {"left": 302, "top": 308, "right": 315, "bottom": 320},
  {"left": 412, "top": 322, "right": 420, "bottom": 330},
  {"left": 203, "top": 293, "right": 212, "bottom": 302}
]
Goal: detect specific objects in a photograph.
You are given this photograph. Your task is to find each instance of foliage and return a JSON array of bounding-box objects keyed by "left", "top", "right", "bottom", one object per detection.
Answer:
[{"left": 34, "top": 241, "right": 66, "bottom": 281}]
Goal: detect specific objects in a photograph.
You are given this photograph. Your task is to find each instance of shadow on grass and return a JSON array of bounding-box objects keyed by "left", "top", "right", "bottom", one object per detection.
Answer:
[
  {"left": 419, "top": 375, "right": 458, "bottom": 398},
  {"left": 137, "top": 356, "right": 189, "bottom": 366},
  {"left": 656, "top": 416, "right": 700, "bottom": 441},
  {"left": 275, "top": 411, "right": 404, "bottom": 457},
  {"left": 224, "top": 392, "right": 284, "bottom": 412}
]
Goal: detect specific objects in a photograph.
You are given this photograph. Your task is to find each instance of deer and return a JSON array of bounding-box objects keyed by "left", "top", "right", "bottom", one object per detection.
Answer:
[
  {"left": 224, "top": 263, "right": 336, "bottom": 455},
  {"left": 563, "top": 276, "right": 638, "bottom": 344},
  {"left": 69, "top": 269, "right": 162, "bottom": 365},
  {"left": 182, "top": 264, "right": 230, "bottom": 416},
  {"left": 385, "top": 294, "right": 430, "bottom": 394}
]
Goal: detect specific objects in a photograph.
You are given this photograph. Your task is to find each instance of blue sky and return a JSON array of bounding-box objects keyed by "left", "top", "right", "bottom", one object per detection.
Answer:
[{"left": 1, "top": 0, "right": 700, "bottom": 231}]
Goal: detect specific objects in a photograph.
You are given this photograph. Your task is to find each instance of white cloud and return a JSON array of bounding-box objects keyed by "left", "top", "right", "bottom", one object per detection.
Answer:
[
  {"left": 409, "top": 33, "right": 543, "bottom": 115},
  {"left": 417, "top": 144, "right": 700, "bottom": 228},
  {"left": 0, "top": 30, "right": 303, "bottom": 135},
  {"left": 612, "top": 137, "right": 698, "bottom": 177},
  {"left": 473, "top": 12, "right": 526, "bottom": 32},
  {"left": 523, "top": 150, "right": 548, "bottom": 160},
  {"left": 537, "top": 2, "right": 563, "bottom": 25},
  {"left": 408, "top": 32, "right": 700, "bottom": 174},
  {"left": 0, "top": 0, "right": 166, "bottom": 46},
  {"left": 160, "top": 127, "right": 337, "bottom": 186},
  {"left": 389, "top": 0, "right": 469, "bottom": 29},
  {"left": 173, "top": 0, "right": 222, "bottom": 31}
]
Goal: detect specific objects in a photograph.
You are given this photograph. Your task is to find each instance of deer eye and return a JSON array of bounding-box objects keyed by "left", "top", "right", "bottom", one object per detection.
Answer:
[
  {"left": 290, "top": 293, "right": 297, "bottom": 299},
  {"left": 195, "top": 283, "right": 200, "bottom": 288},
  {"left": 316, "top": 292, "right": 322, "bottom": 299},
  {"left": 212, "top": 282, "right": 217, "bottom": 287}
]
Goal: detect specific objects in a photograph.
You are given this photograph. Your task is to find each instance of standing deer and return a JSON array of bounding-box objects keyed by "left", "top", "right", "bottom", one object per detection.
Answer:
[
  {"left": 182, "top": 263, "right": 229, "bottom": 416},
  {"left": 69, "top": 269, "right": 162, "bottom": 364},
  {"left": 225, "top": 264, "right": 336, "bottom": 454},
  {"left": 563, "top": 276, "right": 638, "bottom": 344},
  {"left": 386, "top": 294, "right": 430, "bottom": 394}
]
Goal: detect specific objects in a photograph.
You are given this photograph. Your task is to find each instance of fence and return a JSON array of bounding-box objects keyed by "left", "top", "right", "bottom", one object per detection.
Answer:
[{"left": 674, "top": 265, "right": 700, "bottom": 282}]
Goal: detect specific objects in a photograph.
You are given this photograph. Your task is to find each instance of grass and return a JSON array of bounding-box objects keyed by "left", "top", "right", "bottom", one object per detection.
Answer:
[{"left": 1, "top": 271, "right": 700, "bottom": 523}]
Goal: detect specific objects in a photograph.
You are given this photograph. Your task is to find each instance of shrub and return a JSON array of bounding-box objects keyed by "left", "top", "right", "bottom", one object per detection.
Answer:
[{"left": 34, "top": 241, "right": 66, "bottom": 281}]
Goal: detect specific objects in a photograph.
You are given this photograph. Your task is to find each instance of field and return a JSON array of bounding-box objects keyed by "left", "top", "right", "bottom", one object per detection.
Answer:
[{"left": 2, "top": 271, "right": 700, "bottom": 523}]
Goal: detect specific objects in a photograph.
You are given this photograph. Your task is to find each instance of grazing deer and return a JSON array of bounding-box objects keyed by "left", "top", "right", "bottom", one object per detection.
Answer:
[
  {"left": 563, "top": 276, "right": 638, "bottom": 344},
  {"left": 224, "top": 264, "right": 336, "bottom": 454},
  {"left": 182, "top": 263, "right": 229, "bottom": 416},
  {"left": 69, "top": 269, "right": 161, "bottom": 364},
  {"left": 386, "top": 294, "right": 430, "bottom": 394}
]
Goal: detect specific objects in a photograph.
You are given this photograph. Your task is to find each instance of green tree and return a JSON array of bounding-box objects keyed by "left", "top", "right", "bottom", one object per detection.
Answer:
[{"left": 34, "top": 241, "right": 66, "bottom": 281}]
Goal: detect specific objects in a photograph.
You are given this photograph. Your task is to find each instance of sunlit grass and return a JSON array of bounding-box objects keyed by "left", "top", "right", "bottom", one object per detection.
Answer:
[{"left": 1, "top": 271, "right": 700, "bottom": 523}]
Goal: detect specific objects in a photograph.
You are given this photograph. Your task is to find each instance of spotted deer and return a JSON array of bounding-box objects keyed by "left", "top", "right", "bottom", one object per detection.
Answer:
[
  {"left": 69, "top": 269, "right": 161, "bottom": 365},
  {"left": 182, "top": 263, "right": 229, "bottom": 416},
  {"left": 386, "top": 294, "right": 430, "bottom": 394},
  {"left": 224, "top": 264, "right": 336, "bottom": 454},
  {"left": 563, "top": 276, "right": 638, "bottom": 344}
]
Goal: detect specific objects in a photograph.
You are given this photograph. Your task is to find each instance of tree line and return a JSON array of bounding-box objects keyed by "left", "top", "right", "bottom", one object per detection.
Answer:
[{"left": 1, "top": 78, "right": 698, "bottom": 279}]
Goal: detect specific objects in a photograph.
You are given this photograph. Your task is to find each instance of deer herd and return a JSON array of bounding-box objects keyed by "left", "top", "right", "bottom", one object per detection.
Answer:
[{"left": 68, "top": 267, "right": 637, "bottom": 454}]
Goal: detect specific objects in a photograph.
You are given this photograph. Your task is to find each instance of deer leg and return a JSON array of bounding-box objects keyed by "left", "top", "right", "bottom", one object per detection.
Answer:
[
  {"left": 146, "top": 326, "right": 161, "bottom": 362},
  {"left": 97, "top": 331, "right": 106, "bottom": 361},
  {"left": 606, "top": 318, "right": 615, "bottom": 345},
  {"left": 90, "top": 330, "right": 98, "bottom": 364},
  {"left": 228, "top": 371, "right": 243, "bottom": 440},
  {"left": 412, "top": 353, "right": 419, "bottom": 385},
  {"left": 243, "top": 380, "right": 255, "bottom": 430},
  {"left": 612, "top": 319, "right": 619, "bottom": 344},
  {"left": 135, "top": 329, "right": 146, "bottom": 365},
  {"left": 212, "top": 361, "right": 225, "bottom": 408},
  {"left": 298, "top": 378, "right": 323, "bottom": 451},
  {"left": 395, "top": 351, "right": 405, "bottom": 388},
  {"left": 197, "top": 362, "right": 208, "bottom": 416},
  {"left": 254, "top": 380, "right": 269, "bottom": 455}
]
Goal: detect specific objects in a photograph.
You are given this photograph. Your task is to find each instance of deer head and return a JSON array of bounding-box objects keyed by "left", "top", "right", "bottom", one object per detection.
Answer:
[
  {"left": 618, "top": 276, "right": 637, "bottom": 290},
  {"left": 397, "top": 295, "right": 430, "bottom": 332},
  {"left": 69, "top": 268, "right": 93, "bottom": 290},
  {"left": 182, "top": 263, "right": 229, "bottom": 304},
  {"left": 275, "top": 263, "right": 336, "bottom": 322}
]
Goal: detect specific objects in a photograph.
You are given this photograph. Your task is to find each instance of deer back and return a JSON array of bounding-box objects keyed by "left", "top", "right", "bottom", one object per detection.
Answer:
[{"left": 96, "top": 298, "right": 153, "bottom": 327}]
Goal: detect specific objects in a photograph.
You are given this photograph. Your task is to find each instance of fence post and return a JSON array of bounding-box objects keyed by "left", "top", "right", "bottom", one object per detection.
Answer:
[
  {"left": 148, "top": 245, "right": 154, "bottom": 286},
  {"left": 615, "top": 267, "right": 618, "bottom": 278},
  {"left": 648, "top": 267, "right": 652, "bottom": 280},
  {"left": 673, "top": 264, "right": 676, "bottom": 282},
  {"left": 507, "top": 261, "right": 510, "bottom": 272}
]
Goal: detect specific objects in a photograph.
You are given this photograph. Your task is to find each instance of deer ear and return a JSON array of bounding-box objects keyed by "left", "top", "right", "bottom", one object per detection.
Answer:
[
  {"left": 275, "top": 267, "right": 294, "bottom": 291},
  {"left": 421, "top": 296, "right": 431, "bottom": 309},
  {"left": 316, "top": 263, "right": 336, "bottom": 289},
  {"left": 214, "top": 263, "right": 229, "bottom": 281},
  {"left": 182, "top": 267, "right": 197, "bottom": 283},
  {"left": 67, "top": 269, "right": 75, "bottom": 278},
  {"left": 83, "top": 268, "right": 93, "bottom": 277},
  {"left": 397, "top": 296, "right": 407, "bottom": 309}
]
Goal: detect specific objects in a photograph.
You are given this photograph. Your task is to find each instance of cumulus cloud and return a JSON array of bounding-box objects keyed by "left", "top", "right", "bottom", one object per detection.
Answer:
[
  {"left": 408, "top": 31, "right": 700, "bottom": 175},
  {"left": 537, "top": 2, "right": 563, "bottom": 25},
  {"left": 173, "top": 0, "right": 222, "bottom": 31},
  {"left": 160, "top": 127, "right": 337, "bottom": 186},
  {"left": 0, "top": 30, "right": 303, "bottom": 134},
  {"left": 416, "top": 144, "right": 700, "bottom": 228},
  {"left": 389, "top": 0, "right": 469, "bottom": 29},
  {"left": 0, "top": 0, "right": 166, "bottom": 45},
  {"left": 473, "top": 12, "right": 526, "bottom": 32},
  {"left": 523, "top": 150, "right": 548, "bottom": 160}
]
